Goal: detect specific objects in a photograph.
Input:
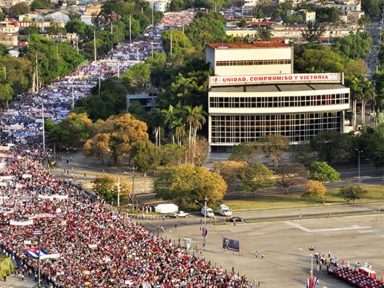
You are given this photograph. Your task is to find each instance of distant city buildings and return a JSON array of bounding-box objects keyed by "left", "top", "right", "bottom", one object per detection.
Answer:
[{"left": 206, "top": 42, "right": 350, "bottom": 151}]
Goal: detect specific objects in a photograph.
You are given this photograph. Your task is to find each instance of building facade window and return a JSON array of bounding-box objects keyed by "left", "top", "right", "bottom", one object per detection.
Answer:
[
  {"left": 209, "top": 93, "right": 348, "bottom": 108},
  {"left": 215, "top": 59, "right": 292, "bottom": 66},
  {"left": 210, "top": 112, "right": 341, "bottom": 144}
]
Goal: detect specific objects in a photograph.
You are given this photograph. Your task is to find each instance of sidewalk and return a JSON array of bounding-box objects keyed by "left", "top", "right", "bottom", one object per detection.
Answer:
[{"left": 0, "top": 275, "right": 35, "bottom": 288}]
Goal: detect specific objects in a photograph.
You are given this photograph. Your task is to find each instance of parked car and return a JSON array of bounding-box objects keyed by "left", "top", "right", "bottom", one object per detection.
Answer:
[
  {"left": 226, "top": 216, "right": 244, "bottom": 223},
  {"left": 171, "top": 211, "right": 190, "bottom": 218},
  {"left": 216, "top": 204, "right": 232, "bottom": 216},
  {"left": 201, "top": 207, "right": 215, "bottom": 218}
]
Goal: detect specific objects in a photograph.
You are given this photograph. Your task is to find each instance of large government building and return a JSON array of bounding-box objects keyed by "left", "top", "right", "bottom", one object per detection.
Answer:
[{"left": 206, "top": 42, "right": 350, "bottom": 151}]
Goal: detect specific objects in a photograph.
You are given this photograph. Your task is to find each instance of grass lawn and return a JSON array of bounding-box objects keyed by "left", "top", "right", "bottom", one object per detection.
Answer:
[{"left": 225, "top": 184, "right": 384, "bottom": 210}]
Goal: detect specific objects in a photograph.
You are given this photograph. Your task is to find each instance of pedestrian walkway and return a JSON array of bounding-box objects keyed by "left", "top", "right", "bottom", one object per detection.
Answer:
[{"left": 0, "top": 275, "right": 35, "bottom": 288}]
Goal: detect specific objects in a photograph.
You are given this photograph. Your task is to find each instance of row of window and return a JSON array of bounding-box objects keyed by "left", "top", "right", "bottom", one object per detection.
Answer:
[
  {"left": 215, "top": 59, "right": 292, "bottom": 66},
  {"left": 209, "top": 94, "right": 349, "bottom": 108},
  {"left": 210, "top": 113, "right": 341, "bottom": 143}
]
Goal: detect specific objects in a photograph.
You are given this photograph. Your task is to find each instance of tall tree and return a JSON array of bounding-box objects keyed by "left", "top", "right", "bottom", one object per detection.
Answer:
[
  {"left": 276, "top": 163, "right": 307, "bottom": 194},
  {"left": 308, "top": 161, "right": 340, "bottom": 182},
  {"left": 301, "top": 21, "right": 325, "bottom": 43},
  {"left": 261, "top": 134, "right": 289, "bottom": 168},
  {"left": 0, "top": 83, "right": 13, "bottom": 108},
  {"left": 238, "top": 162, "right": 275, "bottom": 197},
  {"left": 185, "top": 105, "right": 206, "bottom": 161},
  {"left": 122, "top": 63, "right": 151, "bottom": 93},
  {"left": 83, "top": 113, "right": 149, "bottom": 164},
  {"left": 155, "top": 163, "right": 227, "bottom": 207},
  {"left": 161, "top": 30, "right": 192, "bottom": 55},
  {"left": 131, "top": 141, "right": 162, "bottom": 173}
]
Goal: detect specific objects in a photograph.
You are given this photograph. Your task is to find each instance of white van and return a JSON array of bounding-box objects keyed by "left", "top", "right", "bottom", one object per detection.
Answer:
[
  {"left": 216, "top": 204, "right": 232, "bottom": 216},
  {"left": 201, "top": 207, "right": 215, "bottom": 218}
]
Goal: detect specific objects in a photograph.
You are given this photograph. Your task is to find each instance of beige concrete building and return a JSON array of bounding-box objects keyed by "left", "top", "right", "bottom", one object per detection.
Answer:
[
  {"left": 206, "top": 42, "right": 350, "bottom": 151},
  {"left": 206, "top": 42, "right": 293, "bottom": 77},
  {"left": 0, "top": 32, "right": 18, "bottom": 47}
]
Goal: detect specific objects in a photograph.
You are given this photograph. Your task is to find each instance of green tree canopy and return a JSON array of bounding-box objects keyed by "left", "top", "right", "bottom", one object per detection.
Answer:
[
  {"left": 239, "top": 162, "right": 275, "bottom": 196},
  {"left": 334, "top": 32, "right": 372, "bottom": 60},
  {"left": 185, "top": 11, "right": 227, "bottom": 50},
  {"left": 161, "top": 30, "right": 192, "bottom": 55},
  {"left": 154, "top": 163, "right": 227, "bottom": 207},
  {"left": 46, "top": 112, "right": 93, "bottom": 149},
  {"left": 261, "top": 134, "right": 289, "bottom": 168},
  {"left": 0, "top": 83, "right": 13, "bottom": 107},
  {"left": 122, "top": 63, "right": 151, "bottom": 93},
  {"left": 131, "top": 141, "right": 162, "bottom": 173},
  {"left": 308, "top": 161, "right": 340, "bottom": 182},
  {"left": 7, "top": 2, "right": 30, "bottom": 18},
  {"left": 310, "top": 131, "right": 353, "bottom": 163}
]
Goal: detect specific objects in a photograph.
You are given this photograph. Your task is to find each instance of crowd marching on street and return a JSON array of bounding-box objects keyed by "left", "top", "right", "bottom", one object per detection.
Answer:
[
  {"left": 0, "top": 9, "right": 250, "bottom": 288},
  {"left": 0, "top": 147, "right": 248, "bottom": 287},
  {"left": 0, "top": 10, "right": 196, "bottom": 148}
]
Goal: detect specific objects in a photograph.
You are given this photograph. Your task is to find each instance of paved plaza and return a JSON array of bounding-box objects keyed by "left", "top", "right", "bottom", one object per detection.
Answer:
[{"left": 163, "top": 214, "right": 384, "bottom": 288}]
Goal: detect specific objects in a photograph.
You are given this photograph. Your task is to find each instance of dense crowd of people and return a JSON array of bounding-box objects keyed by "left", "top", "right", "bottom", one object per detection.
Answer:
[
  {"left": 0, "top": 9, "right": 250, "bottom": 288},
  {"left": 0, "top": 11, "right": 186, "bottom": 148},
  {"left": 0, "top": 147, "right": 248, "bottom": 287},
  {"left": 159, "top": 10, "right": 196, "bottom": 28}
]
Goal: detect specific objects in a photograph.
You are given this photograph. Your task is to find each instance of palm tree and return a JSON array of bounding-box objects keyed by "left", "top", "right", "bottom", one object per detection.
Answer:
[
  {"left": 359, "top": 77, "right": 375, "bottom": 125},
  {"left": 346, "top": 75, "right": 363, "bottom": 129},
  {"left": 171, "top": 118, "right": 186, "bottom": 146},
  {"left": 160, "top": 105, "right": 176, "bottom": 144},
  {"left": 185, "top": 105, "right": 207, "bottom": 162}
]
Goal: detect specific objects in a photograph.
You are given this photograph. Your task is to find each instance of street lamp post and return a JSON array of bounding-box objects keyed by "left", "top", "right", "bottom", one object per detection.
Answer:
[
  {"left": 131, "top": 167, "right": 135, "bottom": 212},
  {"left": 308, "top": 246, "right": 315, "bottom": 285},
  {"left": 204, "top": 196, "right": 208, "bottom": 226},
  {"left": 356, "top": 149, "right": 363, "bottom": 181},
  {"left": 33, "top": 230, "right": 42, "bottom": 288},
  {"left": 203, "top": 196, "right": 208, "bottom": 249}
]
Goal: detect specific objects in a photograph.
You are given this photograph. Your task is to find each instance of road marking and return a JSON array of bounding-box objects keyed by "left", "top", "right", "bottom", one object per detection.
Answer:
[{"left": 284, "top": 221, "right": 371, "bottom": 233}]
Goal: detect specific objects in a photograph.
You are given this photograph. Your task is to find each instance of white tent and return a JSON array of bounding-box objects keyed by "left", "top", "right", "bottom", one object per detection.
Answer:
[{"left": 154, "top": 203, "right": 178, "bottom": 214}]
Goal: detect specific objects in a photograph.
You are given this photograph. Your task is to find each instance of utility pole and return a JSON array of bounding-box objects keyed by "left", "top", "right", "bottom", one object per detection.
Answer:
[
  {"left": 110, "top": 22, "right": 114, "bottom": 54},
  {"left": 151, "top": 41, "right": 154, "bottom": 58},
  {"left": 93, "top": 29, "right": 97, "bottom": 62},
  {"left": 131, "top": 167, "right": 135, "bottom": 211},
  {"left": 308, "top": 246, "right": 315, "bottom": 288},
  {"left": 356, "top": 149, "right": 363, "bottom": 181},
  {"left": 98, "top": 73, "right": 101, "bottom": 96},
  {"left": 71, "top": 86, "right": 74, "bottom": 109},
  {"left": 33, "top": 230, "right": 42, "bottom": 288},
  {"left": 203, "top": 196, "right": 208, "bottom": 249},
  {"left": 129, "top": 14, "right": 132, "bottom": 43},
  {"left": 41, "top": 103, "right": 45, "bottom": 151},
  {"left": 117, "top": 177, "right": 120, "bottom": 207}
]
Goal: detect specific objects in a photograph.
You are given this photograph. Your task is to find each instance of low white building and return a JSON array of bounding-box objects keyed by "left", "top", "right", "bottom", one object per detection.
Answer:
[
  {"left": 206, "top": 42, "right": 293, "bottom": 77},
  {"left": 145, "top": 0, "right": 170, "bottom": 12}
]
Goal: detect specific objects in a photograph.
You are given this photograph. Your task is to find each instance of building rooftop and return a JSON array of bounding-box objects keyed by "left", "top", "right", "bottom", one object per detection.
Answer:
[{"left": 207, "top": 42, "right": 290, "bottom": 49}]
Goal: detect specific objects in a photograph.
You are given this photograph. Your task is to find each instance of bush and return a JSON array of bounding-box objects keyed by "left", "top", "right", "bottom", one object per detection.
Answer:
[{"left": 338, "top": 185, "right": 367, "bottom": 202}]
